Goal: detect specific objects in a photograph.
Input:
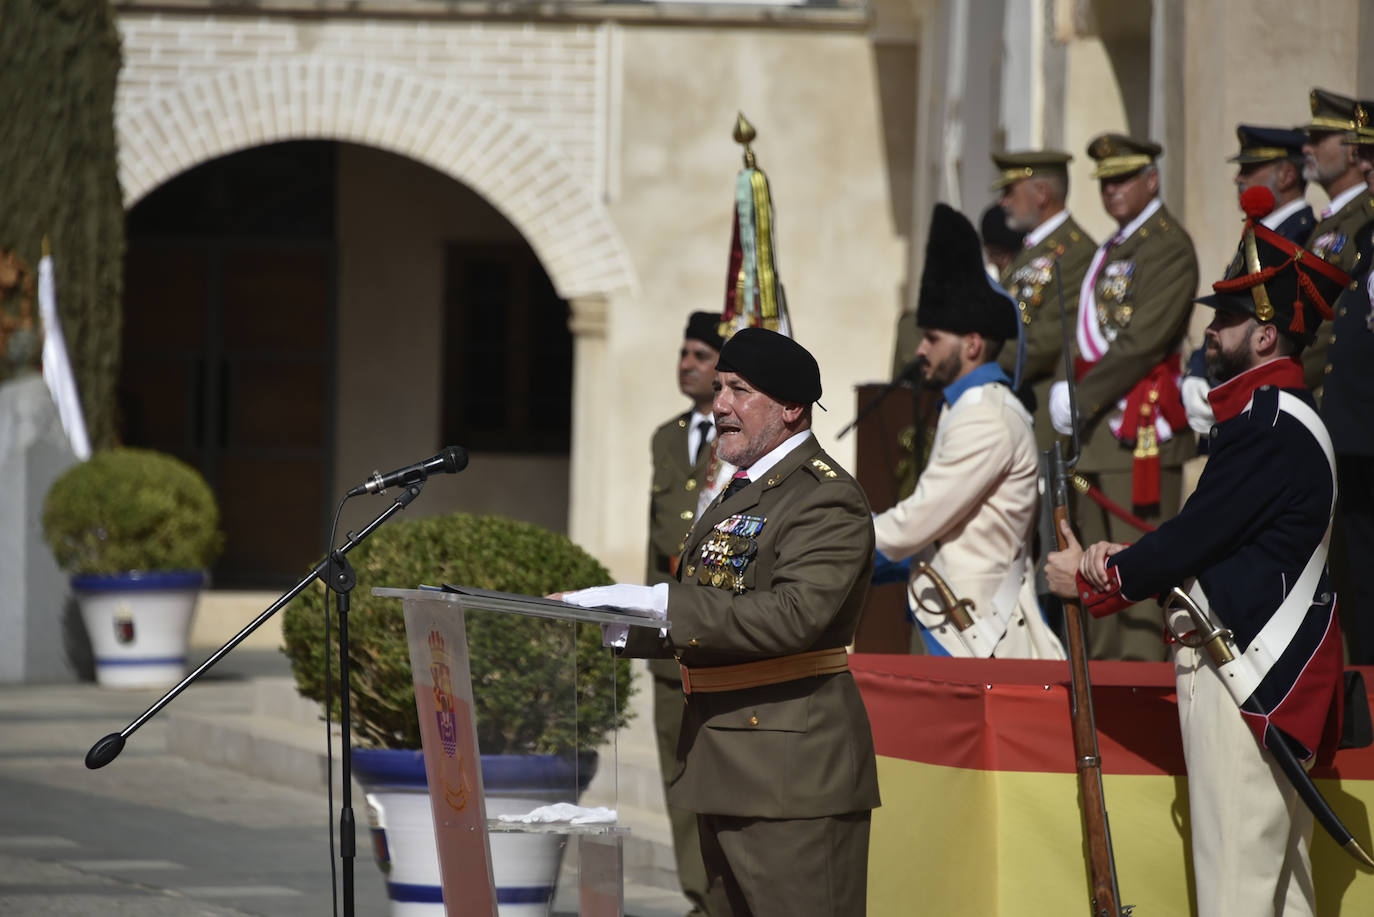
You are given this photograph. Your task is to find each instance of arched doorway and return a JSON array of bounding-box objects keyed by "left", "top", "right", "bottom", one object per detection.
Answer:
[{"left": 121, "top": 141, "right": 573, "bottom": 587}]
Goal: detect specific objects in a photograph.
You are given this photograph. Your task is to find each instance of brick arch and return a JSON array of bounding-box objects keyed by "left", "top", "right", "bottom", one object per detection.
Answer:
[{"left": 115, "top": 58, "right": 635, "bottom": 299}]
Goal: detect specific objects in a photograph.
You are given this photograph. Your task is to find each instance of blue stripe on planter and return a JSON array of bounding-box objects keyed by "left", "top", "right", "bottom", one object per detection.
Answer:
[
  {"left": 386, "top": 881, "right": 553, "bottom": 905},
  {"left": 72, "top": 570, "right": 206, "bottom": 592},
  {"left": 386, "top": 881, "right": 444, "bottom": 903},
  {"left": 95, "top": 656, "right": 188, "bottom": 667},
  {"left": 497, "top": 886, "right": 556, "bottom": 904},
  {"left": 352, "top": 747, "right": 597, "bottom": 793}
]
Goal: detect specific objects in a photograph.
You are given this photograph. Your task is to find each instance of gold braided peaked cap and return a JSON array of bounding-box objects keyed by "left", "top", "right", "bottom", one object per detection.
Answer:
[
  {"left": 1086, "top": 133, "right": 1162, "bottom": 179},
  {"left": 1304, "top": 87, "right": 1360, "bottom": 134},
  {"left": 989, "top": 150, "right": 1072, "bottom": 191}
]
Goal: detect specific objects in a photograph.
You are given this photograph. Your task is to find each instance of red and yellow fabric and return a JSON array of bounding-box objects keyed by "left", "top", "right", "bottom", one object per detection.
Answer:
[
  {"left": 719, "top": 115, "right": 792, "bottom": 339},
  {"left": 852, "top": 654, "right": 1374, "bottom": 915}
]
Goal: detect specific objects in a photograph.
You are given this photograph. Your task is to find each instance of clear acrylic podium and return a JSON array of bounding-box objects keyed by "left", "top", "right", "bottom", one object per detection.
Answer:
[{"left": 373, "top": 585, "right": 665, "bottom": 917}]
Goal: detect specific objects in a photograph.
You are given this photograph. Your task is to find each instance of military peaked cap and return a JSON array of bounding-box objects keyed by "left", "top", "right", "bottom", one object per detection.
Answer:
[
  {"left": 1304, "top": 88, "right": 1360, "bottom": 135},
  {"left": 715, "top": 327, "right": 822, "bottom": 405},
  {"left": 1343, "top": 99, "right": 1374, "bottom": 146},
  {"left": 989, "top": 150, "right": 1072, "bottom": 191},
  {"left": 1228, "top": 125, "right": 1307, "bottom": 164},
  {"left": 1086, "top": 133, "right": 1162, "bottom": 179},
  {"left": 917, "top": 204, "right": 1019, "bottom": 342},
  {"left": 684, "top": 311, "right": 726, "bottom": 352},
  {"left": 1196, "top": 187, "right": 1352, "bottom": 345}
]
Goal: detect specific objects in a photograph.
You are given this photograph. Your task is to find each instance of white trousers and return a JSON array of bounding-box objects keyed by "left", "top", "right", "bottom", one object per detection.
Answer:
[{"left": 1174, "top": 643, "right": 1316, "bottom": 917}]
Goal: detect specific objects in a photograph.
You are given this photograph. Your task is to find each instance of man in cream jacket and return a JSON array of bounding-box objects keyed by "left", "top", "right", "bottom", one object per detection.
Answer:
[{"left": 874, "top": 204, "right": 1064, "bottom": 659}]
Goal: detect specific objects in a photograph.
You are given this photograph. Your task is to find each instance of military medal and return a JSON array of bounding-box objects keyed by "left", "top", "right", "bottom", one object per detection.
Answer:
[{"left": 696, "top": 513, "right": 765, "bottom": 592}]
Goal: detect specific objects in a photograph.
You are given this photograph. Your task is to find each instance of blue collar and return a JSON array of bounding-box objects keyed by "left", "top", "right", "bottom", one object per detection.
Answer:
[{"left": 942, "top": 362, "right": 1012, "bottom": 408}]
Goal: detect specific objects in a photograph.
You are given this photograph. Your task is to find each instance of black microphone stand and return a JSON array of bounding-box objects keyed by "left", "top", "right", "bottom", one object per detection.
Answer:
[
  {"left": 85, "top": 481, "right": 426, "bottom": 917},
  {"left": 836, "top": 356, "right": 927, "bottom": 440}
]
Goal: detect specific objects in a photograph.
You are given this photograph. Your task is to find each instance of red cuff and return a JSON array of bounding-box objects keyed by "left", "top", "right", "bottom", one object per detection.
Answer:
[{"left": 1076, "top": 566, "right": 1131, "bottom": 618}]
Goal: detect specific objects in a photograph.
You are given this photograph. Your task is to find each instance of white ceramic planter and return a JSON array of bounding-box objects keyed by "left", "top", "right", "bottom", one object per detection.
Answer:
[
  {"left": 354, "top": 749, "right": 594, "bottom": 917},
  {"left": 72, "top": 571, "right": 204, "bottom": 688}
]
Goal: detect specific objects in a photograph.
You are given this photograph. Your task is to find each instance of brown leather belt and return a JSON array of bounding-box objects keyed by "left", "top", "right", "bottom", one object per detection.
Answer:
[{"left": 679, "top": 647, "right": 849, "bottom": 695}]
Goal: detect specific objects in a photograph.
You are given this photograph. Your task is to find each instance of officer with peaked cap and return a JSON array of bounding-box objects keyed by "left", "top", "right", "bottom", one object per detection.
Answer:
[
  {"left": 873, "top": 203, "right": 1064, "bottom": 660},
  {"left": 1322, "top": 100, "right": 1374, "bottom": 664},
  {"left": 1048, "top": 185, "right": 1352, "bottom": 917},
  {"left": 643, "top": 311, "right": 728, "bottom": 916},
  {"left": 1301, "top": 88, "right": 1374, "bottom": 392},
  {"left": 1230, "top": 124, "right": 1315, "bottom": 245},
  {"left": 565, "top": 327, "right": 880, "bottom": 916},
  {"left": 991, "top": 149, "right": 1097, "bottom": 452},
  {"left": 1047, "top": 133, "right": 1198, "bottom": 661}
]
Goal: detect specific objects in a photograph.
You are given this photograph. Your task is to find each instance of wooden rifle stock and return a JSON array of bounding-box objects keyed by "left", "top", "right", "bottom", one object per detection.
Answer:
[{"left": 1050, "top": 443, "right": 1127, "bottom": 917}]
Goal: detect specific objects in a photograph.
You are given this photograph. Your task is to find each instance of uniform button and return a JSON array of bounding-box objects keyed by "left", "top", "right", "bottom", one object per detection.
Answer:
[
  {"left": 680, "top": 510, "right": 694, "bottom": 520},
  {"left": 1325, "top": 364, "right": 1333, "bottom": 374},
  {"left": 689, "top": 638, "right": 700, "bottom": 647},
  {"left": 1341, "top": 307, "right": 1349, "bottom": 315},
  {"left": 748, "top": 716, "right": 759, "bottom": 726},
  {"left": 1209, "top": 425, "right": 1219, "bottom": 439},
  {"left": 1331, "top": 335, "right": 1337, "bottom": 344},
  {"left": 685, "top": 564, "right": 696, "bottom": 577}
]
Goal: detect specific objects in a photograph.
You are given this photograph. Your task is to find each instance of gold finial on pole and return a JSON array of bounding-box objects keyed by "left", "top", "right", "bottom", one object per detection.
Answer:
[
  {"left": 733, "top": 112, "right": 757, "bottom": 169},
  {"left": 42, "top": 235, "right": 50, "bottom": 258}
]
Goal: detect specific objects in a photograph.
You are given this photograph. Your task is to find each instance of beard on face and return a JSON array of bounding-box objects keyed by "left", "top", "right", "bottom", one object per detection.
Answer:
[
  {"left": 922, "top": 347, "right": 963, "bottom": 389},
  {"left": 1205, "top": 334, "right": 1253, "bottom": 383},
  {"left": 716, "top": 408, "right": 786, "bottom": 468}
]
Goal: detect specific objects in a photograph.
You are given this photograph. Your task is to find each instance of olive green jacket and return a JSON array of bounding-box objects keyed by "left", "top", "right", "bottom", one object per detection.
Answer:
[
  {"left": 997, "top": 212, "right": 1097, "bottom": 452},
  {"left": 1303, "top": 191, "right": 1374, "bottom": 392},
  {"left": 1076, "top": 203, "right": 1198, "bottom": 474},
  {"left": 624, "top": 433, "right": 881, "bottom": 819}
]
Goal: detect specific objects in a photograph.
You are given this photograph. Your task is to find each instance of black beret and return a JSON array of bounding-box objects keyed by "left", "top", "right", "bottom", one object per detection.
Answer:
[
  {"left": 684, "top": 311, "right": 725, "bottom": 352},
  {"left": 715, "top": 327, "right": 822, "bottom": 405}
]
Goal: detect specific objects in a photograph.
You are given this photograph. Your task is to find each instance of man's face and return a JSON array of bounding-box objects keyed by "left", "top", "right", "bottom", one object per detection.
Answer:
[
  {"left": 1234, "top": 160, "right": 1281, "bottom": 201},
  {"left": 914, "top": 328, "right": 966, "bottom": 389},
  {"left": 1302, "top": 131, "right": 1354, "bottom": 186},
  {"left": 1099, "top": 168, "right": 1158, "bottom": 227},
  {"left": 678, "top": 338, "right": 720, "bottom": 406},
  {"left": 712, "top": 371, "right": 794, "bottom": 467},
  {"left": 1356, "top": 144, "right": 1374, "bottom": 193},
  {"left": 1000, "top": 178, "right": 1040, "bottom": 232},
  {"left": 1204, "top": 310, "right": 1259, "bottom": 382}
]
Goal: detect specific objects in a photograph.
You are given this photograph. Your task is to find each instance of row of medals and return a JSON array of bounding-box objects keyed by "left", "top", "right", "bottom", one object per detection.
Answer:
[{"left": 696, "top": 514, "right": 765, "bottom": 594}]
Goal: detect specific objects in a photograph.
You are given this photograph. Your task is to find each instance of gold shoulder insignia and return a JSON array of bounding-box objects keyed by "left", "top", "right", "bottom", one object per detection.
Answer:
[{"left": 810, "top": 458, "right": 838, "bottom": 478}]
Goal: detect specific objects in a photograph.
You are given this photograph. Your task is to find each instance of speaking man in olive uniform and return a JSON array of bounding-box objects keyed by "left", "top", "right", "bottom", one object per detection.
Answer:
[
  {"left": 1302, "top": 88, "right": 1374, "bottom": 392},
  {"left": 1048, "top": 133, "right": 1198, "bottom": 661},
  {"left": 569, "top": 328, "right": 880, "bottom": 916},
  {"left": 644, "top": 311, "right": 725, "bottom": 916},
  {"left": 992, "top": 149, "right": 1097, "bottom": 451},
  {"left": 1323, "top": 106, "right": 1374, "bottom": 664}
]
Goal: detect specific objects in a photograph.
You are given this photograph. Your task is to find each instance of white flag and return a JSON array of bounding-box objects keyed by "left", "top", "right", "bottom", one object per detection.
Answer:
[{"left": 37, "top": 254, "right": 91, "bottom": 461}]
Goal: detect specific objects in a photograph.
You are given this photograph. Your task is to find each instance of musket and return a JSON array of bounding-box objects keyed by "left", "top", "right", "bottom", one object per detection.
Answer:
[
  {"left": 1043, "top": 254, "right": 1130, "bottom": 917},
  {"left": 1164, "top": 587, "right": 1374, "bottom": 868}
]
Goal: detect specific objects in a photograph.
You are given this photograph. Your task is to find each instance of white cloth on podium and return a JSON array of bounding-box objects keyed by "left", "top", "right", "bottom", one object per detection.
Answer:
[
  {"left": 558, "top": 583, "right": 668, "bottom": 647},
  {"left": 496, "top": 803, "right": 617, "bottom": 825}
]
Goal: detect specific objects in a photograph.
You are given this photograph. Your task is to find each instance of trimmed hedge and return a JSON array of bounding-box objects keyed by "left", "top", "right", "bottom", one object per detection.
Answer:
[
  {"left": 42, "top": 447, "right": 224, "bottom": 574},
  {"left": 281, "top": 513, "right": 635, "bottom": 753}
]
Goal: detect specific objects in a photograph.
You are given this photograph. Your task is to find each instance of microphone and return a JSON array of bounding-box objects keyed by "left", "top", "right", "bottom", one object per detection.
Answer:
[
  {"left": 895, "top": 354, "right": 928, "bottom": 384},
  {"left": 348, "top": 446, "right": 469, "bottom": 496}
]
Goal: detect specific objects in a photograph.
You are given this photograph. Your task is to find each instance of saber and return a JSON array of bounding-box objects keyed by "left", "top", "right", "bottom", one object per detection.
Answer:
[{"left": 1165, "top": 587, "right": 1374, "bottom": 867}]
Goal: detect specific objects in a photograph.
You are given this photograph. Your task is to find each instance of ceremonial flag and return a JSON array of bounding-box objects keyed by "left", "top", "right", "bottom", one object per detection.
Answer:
[
  {"left": 720, "top": 113, "right": 792, "bottom": 340},
  {"left": 38, "top": 247, "right": 91, "bottom": 460}
]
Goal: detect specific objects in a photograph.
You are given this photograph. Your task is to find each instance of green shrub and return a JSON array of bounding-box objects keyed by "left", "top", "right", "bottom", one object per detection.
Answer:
[
  {"left": 281, "top": 513, "right": 635, "bottom": 753},
  {"left": 42, "top": 448, "right": 224, "bottom": 575}
]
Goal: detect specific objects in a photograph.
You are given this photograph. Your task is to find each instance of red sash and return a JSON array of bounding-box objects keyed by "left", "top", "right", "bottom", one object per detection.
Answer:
[{"left": 1073, "top": 354, "right": 1187, "bottom": 508}]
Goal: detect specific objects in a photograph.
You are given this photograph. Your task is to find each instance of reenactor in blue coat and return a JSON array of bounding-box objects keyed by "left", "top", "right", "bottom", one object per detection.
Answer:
[
  {"left": 1047, "top": 186, "right": 1352, "bottom": 917},
  {"left": 1322, "top": 101, "right": 1374, "bottom": 664}
]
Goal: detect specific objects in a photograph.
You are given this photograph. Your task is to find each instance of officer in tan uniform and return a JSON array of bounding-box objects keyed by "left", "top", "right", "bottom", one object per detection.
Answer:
[
  {"left": 1302, "top": 88, "right": 1374, "bottom": 392},
  {"left": 991, "top": 149, "right": 1097, "bottom": 451},
  {"left": 644, "top": 311, "right": 725, "bottom": 916},
  {"left": 571, "top": 328, "right": 880, "bottom": 916},
  {"left": 1048, "top": 133, "right": 1198, "bottom": 661}
]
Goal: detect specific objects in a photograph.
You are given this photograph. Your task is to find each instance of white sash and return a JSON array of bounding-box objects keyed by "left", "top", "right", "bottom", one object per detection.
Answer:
[{"left": 1179, "top": 392, "right": 1336, "bottom": 705}]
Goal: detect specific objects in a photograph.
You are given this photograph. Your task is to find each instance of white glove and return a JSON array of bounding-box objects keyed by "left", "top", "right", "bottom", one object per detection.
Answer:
[
  {"left": 496, "top": 803, "right": 617, "bottom": 825},
  {"left": 1180, "top": 375, "right": 1215, "bottom": 435},
  {"left": 564, "top": 583, "right": 668, "bottom": 648},
  {"left": 1049, "top": 380, "right": 1074, "bottom": 434}
]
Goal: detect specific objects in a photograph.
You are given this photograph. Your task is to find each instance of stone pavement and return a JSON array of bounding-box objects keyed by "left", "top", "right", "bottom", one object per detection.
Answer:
[{"left": 0, "top": 648, "right": 693, "bottom": 917}]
